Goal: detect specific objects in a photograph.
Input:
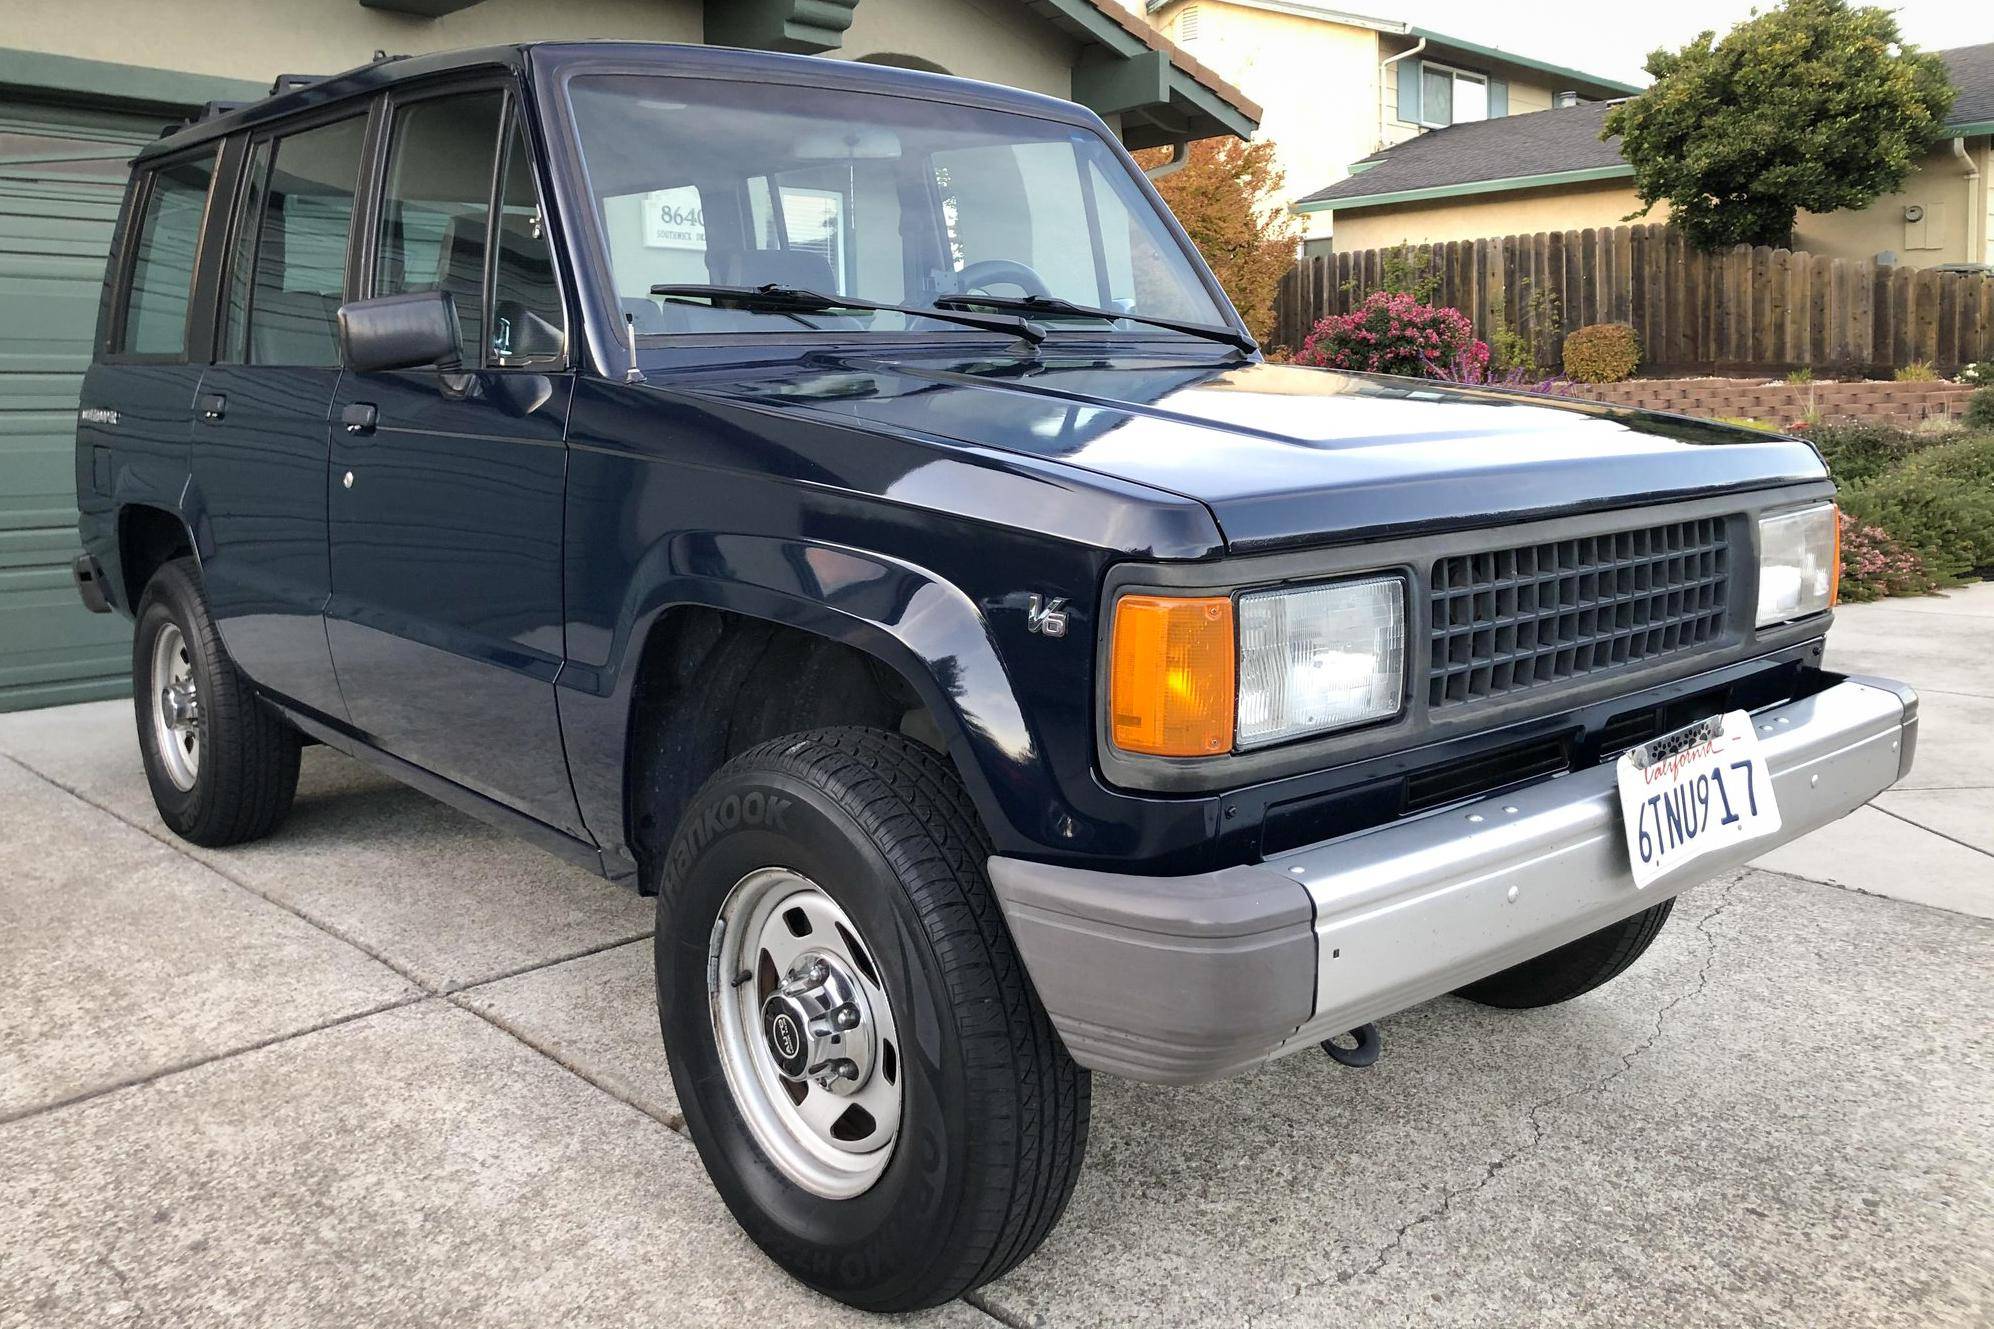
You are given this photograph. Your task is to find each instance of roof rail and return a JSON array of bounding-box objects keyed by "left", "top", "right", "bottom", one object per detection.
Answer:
[{"left": 269, "top": 73, "right": 330, "bottom": 96}]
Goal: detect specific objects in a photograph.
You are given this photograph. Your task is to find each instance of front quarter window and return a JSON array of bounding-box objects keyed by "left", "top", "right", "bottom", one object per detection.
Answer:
[{"left": 564, "top": 73, "right": 1225, "bottom": 337}]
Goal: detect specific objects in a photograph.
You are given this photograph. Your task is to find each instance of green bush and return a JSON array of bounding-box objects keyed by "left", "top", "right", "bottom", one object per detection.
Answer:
[
  {"left": 1798, "top": 421, "right": 1940, "bottom": 488},
  {"left": 1965, "top": 386, "right": 1994, "bottom": 430},
  {"left": 1561, "top": 323, "right": 1641, "bottom": 383},
  {"left": 1840, "top": 439, "right": 1994, "bottom": 582}
]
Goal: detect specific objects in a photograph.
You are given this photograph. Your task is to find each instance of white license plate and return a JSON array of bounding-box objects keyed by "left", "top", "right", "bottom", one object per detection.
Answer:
[{"left": 1616, "top": 710, "right": 1782, "bottom": 889}]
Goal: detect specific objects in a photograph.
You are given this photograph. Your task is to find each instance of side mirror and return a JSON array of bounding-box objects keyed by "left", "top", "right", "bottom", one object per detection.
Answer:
[{"left": 337, "top": 290, "right": 463, "bottom": 374}]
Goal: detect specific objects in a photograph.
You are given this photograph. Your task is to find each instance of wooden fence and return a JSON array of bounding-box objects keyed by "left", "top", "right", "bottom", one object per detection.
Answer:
[{"left": 1272, "top": 223, "right": 1994, "bottom": 375}]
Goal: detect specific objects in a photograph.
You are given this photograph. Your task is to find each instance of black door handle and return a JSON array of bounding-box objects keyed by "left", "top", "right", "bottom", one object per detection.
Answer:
[
  {"left": 342, "top": 402, "right": 378, "bottom": 435},
  {"left": 197, "top": 392, "right": 227, "bottom": 422}
]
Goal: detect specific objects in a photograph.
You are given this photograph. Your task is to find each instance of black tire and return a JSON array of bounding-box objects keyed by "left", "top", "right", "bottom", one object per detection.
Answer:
[
  {"left": 133, "top": 557, "right": 300, "bottom": 846},
  {"left": 1455, "top": 899, "right": 1676, "bottom": 1008},
  {"left": 653, "top": 727, "right": 1089, "bottom": 1312}
]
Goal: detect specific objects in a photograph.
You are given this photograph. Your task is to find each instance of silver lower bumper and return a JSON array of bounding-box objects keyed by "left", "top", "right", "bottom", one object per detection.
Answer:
[{"left": 989, "top": 676, "right": 1917, "bottom": 1084}]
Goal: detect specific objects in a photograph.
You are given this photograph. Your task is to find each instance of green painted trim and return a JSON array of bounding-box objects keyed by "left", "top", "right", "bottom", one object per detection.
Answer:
[
  {"left": 1164, "top": 66, "right": 1259, "bottom": 139},
  {"left": 1407, "top": 27, "right": 1642, "bottom": 97},
  {"left": 1073, "top": 48, "right": 1170, "bottom": 117},
  {"left": 1039, "top": 0, "right": 1152, "bottom": 56},
  {"left": 0, "top": 46, "right": 265, "bottom": 113},
  {"left": 1947, "top": 120, "right": 1994, "bottom": 137},
  {"left": 702, "top": 0, "right": 860, "bottom": 55},
  {"left": 1294, "top": 163, "right": 1635, "bottom": 213},
  {"left": 1347, "top": 159, "right": 1377, "bottom": 174}
]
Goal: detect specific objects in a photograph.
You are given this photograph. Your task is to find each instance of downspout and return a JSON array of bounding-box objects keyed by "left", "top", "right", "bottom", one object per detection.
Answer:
[
  {"left": 1950, "top": 136, "right": 1984, "bottom": 265},
  {"left": 1145, "top": 141, "right": 1190, "bottom": 180},
  {"left": 1379, "top": 36, "right": 1427, "bottom": 149}
]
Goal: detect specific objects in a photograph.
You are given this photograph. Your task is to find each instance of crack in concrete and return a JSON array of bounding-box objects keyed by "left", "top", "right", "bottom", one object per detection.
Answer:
[
  {"left": 1868, "top": 803, "right": 1994, "bottom": 862},
  {"left": 1288, "top": 881, "right": 1741, "bottom": 1304}
]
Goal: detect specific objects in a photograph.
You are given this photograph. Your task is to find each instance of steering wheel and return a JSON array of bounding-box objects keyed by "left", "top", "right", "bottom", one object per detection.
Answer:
[{"left": 952, "top": 259, "right": 1052, "bottom": 299}]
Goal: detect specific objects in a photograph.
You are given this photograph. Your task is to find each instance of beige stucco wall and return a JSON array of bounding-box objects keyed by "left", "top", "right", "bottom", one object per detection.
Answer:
[
  {"left": 0, "top": 0, "right": 1080, "bottom": 105},
  {"left": 1149, "top": 0, "right": 1611, "bottom": 244},
  {"left": 0, "top": 0, "right": 705, "bottom": 81},
  {"left": 1328, "top": 179, "right": 1660, "bottom": 252},
  {"left": 1328, "top": 138, "right": 1994, "bottom": 270},
  {"left": 1149, "top": 0, "right": 1379, "bottom": 242},
  {"left": 843, "top": 0, "right": 1078, "bottom": 97},
  {"left": 1791, "top": 139, "right": 1992, "bottom": 268}
]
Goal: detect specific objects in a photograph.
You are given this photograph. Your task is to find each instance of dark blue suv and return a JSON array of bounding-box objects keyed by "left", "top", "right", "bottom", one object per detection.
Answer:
[{"left": 75, "top": 41, "right": 1915, "bottom": 1311}]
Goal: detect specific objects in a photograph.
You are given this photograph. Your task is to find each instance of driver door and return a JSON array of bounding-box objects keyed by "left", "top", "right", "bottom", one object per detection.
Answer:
[{"left": 325, "top": 86, "right": 581, "bottom": 834}]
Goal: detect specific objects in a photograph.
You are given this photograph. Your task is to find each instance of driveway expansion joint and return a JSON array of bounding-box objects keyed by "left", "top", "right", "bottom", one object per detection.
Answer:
[{"left": 1286, "top": 877, "right": 1741, "bottom": 1302}]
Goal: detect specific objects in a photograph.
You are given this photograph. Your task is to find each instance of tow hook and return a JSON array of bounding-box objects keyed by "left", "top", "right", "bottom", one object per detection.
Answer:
[{"left": 1320, "top": 1023, "right": 1382, "bottom": 1069}]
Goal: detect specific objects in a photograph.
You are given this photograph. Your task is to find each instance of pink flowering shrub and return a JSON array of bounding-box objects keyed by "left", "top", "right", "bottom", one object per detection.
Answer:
[
  {"left": 1837, "top": 511, "right": 1937, "bottom": 602},
  {"left": 1294, "top": 291, "right": 1489, "bottom": 380}
]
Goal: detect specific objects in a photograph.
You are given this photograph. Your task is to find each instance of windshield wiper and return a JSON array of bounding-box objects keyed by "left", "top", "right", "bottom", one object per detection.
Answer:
[
  {"left": 932, "top": 292, "right": 1257, "bottom": 354},
  {"left": 650, "top": 283, "right": 1046, "bottom": 347}
]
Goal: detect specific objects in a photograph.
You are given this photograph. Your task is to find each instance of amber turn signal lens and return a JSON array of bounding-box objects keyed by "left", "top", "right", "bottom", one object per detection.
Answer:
[
  {"left": 1109, "top": 595, "right": 1235, "bottom": 757},
  {"left": 1829, "top": 503, "right": 1842, "bottom": 608}
]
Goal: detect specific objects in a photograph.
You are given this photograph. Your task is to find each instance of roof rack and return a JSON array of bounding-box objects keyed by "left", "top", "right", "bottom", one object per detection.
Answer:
[{"left": 268, "top": 72, "right": 330, "bottom": 96}]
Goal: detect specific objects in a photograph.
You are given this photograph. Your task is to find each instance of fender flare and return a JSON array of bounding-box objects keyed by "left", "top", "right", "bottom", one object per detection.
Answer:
[{"left": 559, "top": 531, "right": 1050, "bottom": 865}]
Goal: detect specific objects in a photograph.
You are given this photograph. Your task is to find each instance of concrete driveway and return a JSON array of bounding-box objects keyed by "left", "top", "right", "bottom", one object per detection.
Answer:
[{"left": 3, "top": 588, "right": 1990, "bottom": 1328}]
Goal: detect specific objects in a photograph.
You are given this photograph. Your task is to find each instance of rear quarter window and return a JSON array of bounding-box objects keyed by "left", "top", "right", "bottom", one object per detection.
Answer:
[{"left": 121, "top": 152, "right": 217, "bottom": 357}]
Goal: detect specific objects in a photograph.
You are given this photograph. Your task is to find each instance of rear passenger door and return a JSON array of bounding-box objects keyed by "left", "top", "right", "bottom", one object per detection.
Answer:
[
  {"left": 325, "top": 87, "right": 579, "bottom": 832},
  {"left": 193, "top": 110, "right": 370, "bottom": 720}
]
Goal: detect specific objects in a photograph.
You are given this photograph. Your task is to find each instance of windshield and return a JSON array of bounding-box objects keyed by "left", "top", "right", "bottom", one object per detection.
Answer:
[{"left": 566, "top": 74, "right": 1229, "bottom": 338}]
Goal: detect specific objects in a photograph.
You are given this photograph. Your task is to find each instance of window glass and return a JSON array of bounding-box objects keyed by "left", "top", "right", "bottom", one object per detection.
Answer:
[
  {"left": 1421, "top": 66, "right": 1455, "bottom": 126},
  {"left": 219, "top": 139, "right": 270, "bottom": 363},
  {"left": 568, "top": 74, "right": 1225, "bottom": 337},
  {"left": 123, "top": 152, "right": 215, "bottom": 356},
  {"left": 1453, "top": 75, "right": 1489, "bottom": 123},
  {"left": 376, "top": 92, "right": 503, "bottom": 365},
  {"left": 239, "top": 115, "right": 367, "bottom": 366},
  {"left": 489, "top": 118, "right": 565, "bottom": 363}
]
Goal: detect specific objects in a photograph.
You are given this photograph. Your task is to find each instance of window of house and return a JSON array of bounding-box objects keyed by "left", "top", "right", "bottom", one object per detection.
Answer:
[
  {"left": 227, "top": 114, "right": 368, "bottom": 366},
  {"left": 1417, "top": 63, "right": 1490, "bottom": 128},
  {"left": 122, "top": 151, "right": 216, "bottom": 356}
]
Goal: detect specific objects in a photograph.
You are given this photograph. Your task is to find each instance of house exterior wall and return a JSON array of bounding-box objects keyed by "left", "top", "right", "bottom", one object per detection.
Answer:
[
  {"left": 1149, "top": 0, "right": 1381, "bottom": 242},
  {"left": 1330, "top": 179, "right": 1658, "bottom": 252},
  {"left": 1330, "top": 138, "right": 1993, "bottom": 269},
  {"left": 1379, "top": 46, "right": 1558, "bottom": 150},
  {"left": 1791, "top": 139, "right": 1992, "bottom": 268},
  {"left": 843, "top": 0, "right": 1079, "bottom": 96},
  {"left": 0, "top": 0, "right": 1082, "bottom": 102}
]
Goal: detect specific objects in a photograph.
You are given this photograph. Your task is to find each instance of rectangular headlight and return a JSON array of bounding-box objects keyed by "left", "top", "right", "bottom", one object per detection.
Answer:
[
  {"left": 1237, "top": 576, "right": 1405, "bottom": 749},
  {"left": 1756, "top": 503, "right": 1838, "bottom": 627}
]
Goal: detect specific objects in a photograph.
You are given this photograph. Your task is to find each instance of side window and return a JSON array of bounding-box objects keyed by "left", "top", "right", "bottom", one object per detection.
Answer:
[
  {"left": 489, "top": 118, "right": 565, "bottom": 364},
  {"left": 122, "top": 152, "right": 216, "bottom": 356},
  {"left": 374, "top": 91, "right": 503, "bottom": 365},
  {"left": 231, "top": 115, "right": 368, "bottom": 366}
]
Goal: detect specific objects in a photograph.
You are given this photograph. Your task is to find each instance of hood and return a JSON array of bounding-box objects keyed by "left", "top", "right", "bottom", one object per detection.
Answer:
[{"left": 674, "top": 354, "right": 1828, "bottom": 553}]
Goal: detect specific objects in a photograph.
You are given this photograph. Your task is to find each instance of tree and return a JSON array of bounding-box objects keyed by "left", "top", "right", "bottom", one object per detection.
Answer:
[
  {"left": 1133, "top": 137, "right": 1299, "bottom": 344},
  {"left": 1604, "top": 0, "right": 1955, "bottom": 251}
]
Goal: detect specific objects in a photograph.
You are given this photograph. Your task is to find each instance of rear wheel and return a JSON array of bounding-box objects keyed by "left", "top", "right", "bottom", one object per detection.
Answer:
[
  {"left": 133, "top": 558, "right": 300, "bottom": 846},
  {"left": 1455, "top": 899, "right": 1676, "bottom": 1008},
  {"left": 654, "top": 727, "right": 1088, "bottom": 1312}
]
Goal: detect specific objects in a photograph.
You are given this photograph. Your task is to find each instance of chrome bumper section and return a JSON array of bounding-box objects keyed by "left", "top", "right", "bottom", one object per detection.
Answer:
[{"left": 988, "top": 677, "right": 1917, "bottom": 1084}]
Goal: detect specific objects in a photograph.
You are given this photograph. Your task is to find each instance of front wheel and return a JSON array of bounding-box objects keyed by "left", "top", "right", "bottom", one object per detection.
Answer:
[{"left": 654, "top": 728, "right": 1088, "bottom": 1312}]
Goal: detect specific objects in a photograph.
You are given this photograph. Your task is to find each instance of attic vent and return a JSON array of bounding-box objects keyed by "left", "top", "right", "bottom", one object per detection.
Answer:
[
  {"left": 1554, "top": 90, "right": 1581, "bottom": 108},
  {"left": 1178, "top": 5, "right": 1200, "bottom": 41}
]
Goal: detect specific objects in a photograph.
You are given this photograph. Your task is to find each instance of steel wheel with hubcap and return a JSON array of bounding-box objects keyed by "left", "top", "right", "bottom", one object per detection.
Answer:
[
  {"left": 149, "top": 621, "right": 202, "bottom": 791},
  {"left": 132, "top": 557, "right": 301, "bottom": 847},
  {"left": 655, "top": 727, "right": 1089, "bottom": 1312},
  {"left": 710, "top": 866, "right": 902, "bottom": 1199}
]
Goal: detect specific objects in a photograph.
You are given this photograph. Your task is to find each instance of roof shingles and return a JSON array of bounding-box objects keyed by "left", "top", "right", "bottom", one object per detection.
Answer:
[{"left": 1300, "top": 43, "right": 1994, "bottom": 211}]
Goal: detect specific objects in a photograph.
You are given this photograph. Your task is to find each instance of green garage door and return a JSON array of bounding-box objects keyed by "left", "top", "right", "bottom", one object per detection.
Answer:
[{"left": 0, "top": 100, "right": 171, "bottom": 712}]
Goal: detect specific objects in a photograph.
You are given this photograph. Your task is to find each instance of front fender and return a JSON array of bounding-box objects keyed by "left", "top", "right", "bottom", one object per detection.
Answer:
[{"left": 558, "top": 531, "right": 1048, "bottom": 872}]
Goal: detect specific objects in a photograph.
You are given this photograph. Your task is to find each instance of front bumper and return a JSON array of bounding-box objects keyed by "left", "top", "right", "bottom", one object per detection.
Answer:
[{"left": 989, "top": 675, "right": 1918, "bottom": 1084}]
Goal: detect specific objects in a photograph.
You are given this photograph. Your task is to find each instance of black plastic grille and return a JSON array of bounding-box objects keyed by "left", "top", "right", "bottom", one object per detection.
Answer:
[{"left": 1427, "top": 517, "right": 1731, "bottom": 710}]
